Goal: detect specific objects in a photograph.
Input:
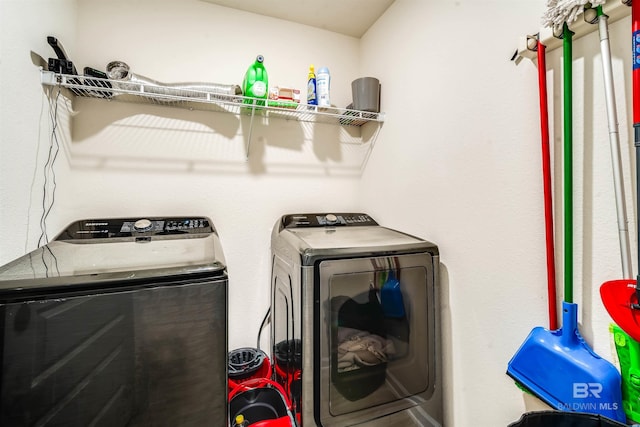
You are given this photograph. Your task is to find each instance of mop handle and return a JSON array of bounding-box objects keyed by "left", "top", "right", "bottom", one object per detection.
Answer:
[
  {"left": 597, "top": 6, "right": 633, "bottom": 279},
  {"left": 537, "top": 40, "right": 558, "bottom": 330},
  {"left": 563, "top": 23, "right": 574, "bottom": 304}
]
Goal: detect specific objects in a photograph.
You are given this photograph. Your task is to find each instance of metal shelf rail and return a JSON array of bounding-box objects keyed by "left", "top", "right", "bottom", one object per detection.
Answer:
[
  {"left": 40, "top": 70, "right": 384, "bottom": 126},
  {"left": 40, "top": 70, "right": 384, "bottom": 158}
]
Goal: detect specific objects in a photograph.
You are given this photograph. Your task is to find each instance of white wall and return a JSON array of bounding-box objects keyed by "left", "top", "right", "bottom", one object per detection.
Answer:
[
  {"left": 1, "top": 0, "right": 635, "bottom": 425},
  {"left": 0, "top": 0, "right": 77, "bottom": 260}
]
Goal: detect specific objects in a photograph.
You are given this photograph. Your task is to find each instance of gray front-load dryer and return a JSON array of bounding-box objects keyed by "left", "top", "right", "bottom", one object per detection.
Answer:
[{"left": 270, "top": 213, "right": 442, "bottom": 427}]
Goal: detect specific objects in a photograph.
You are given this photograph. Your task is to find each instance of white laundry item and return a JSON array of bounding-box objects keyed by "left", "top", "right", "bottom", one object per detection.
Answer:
[{"left": 336, "top": 327, "right": 396, "bottom": 372}]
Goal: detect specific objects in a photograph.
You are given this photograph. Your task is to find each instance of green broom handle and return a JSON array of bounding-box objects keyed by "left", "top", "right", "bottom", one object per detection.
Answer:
[{"left": 563, "top": 23, "right": 574, "bottom": 304}]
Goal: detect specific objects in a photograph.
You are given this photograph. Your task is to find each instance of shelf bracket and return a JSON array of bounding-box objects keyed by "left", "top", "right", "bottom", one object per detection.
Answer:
[{"left": 245, "top": 103, "right": 257, "bottom": 160}]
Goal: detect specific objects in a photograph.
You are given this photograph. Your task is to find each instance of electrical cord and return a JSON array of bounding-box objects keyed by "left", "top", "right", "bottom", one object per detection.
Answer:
[
  {"left": 42, "top": 245, "right": 59, "bottom": 278},
  {"left": 257, "top": 307, "right": 270, "bottom": 350},
  {"left": 37, "top": 86, "right": 61, "bottom": 248},
  {"left": 26, "top": 90, "right": 48, "bottom": 253}
]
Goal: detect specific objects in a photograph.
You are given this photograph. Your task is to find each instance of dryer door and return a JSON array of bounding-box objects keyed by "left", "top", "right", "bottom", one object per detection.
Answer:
[{"left": 317, "top": 252, "right": 437, "bottom": 424}]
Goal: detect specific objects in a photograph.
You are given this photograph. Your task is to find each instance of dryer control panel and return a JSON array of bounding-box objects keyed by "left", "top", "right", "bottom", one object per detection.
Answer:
[{"left": 281, "top": 213, "right": 378, "bottom": 229}]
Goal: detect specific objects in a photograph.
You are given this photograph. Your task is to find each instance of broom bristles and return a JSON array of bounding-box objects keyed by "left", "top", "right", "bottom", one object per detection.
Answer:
[{"left": 542, "top": 0, "right": 606, "bottom": 31}]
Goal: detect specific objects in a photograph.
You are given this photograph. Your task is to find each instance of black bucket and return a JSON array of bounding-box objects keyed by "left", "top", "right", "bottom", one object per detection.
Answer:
[{"left": 508, "top": 411, "right": 629, "bottom": 427}]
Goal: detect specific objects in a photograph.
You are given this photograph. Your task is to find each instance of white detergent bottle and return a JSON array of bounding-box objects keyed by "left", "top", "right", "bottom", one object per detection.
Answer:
[{"left": 316, "top": 67, "right": 331, "bottom": 107}]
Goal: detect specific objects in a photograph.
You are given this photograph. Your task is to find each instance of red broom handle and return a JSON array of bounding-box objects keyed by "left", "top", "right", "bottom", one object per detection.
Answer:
[
  {"left": 634, "top": 2, "right": 640, "bottom": 288},
  {"left": 634, "top": 3, "right": 640, "bottom": 125},
  {"left": 537, "top": 41, "right": 558, "bottom": 330}
]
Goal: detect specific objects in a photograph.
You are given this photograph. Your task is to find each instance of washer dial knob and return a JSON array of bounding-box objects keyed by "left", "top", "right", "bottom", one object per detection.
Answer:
[
  {"left": 133, "top": 219, "right": 153, "bottom": 231},
  {"left": 325, "top": 214, "right": 338, "bottom": 224}
]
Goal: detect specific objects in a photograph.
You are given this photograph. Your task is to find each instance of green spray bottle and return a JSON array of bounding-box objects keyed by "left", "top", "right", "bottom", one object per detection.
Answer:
[{"left": 243, "top": 55, "right": 268, "bottom": 107}]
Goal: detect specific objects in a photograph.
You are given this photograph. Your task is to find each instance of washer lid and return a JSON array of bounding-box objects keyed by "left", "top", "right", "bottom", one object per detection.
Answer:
[{"left": 0, "top": 217, "right": 226, "bottom": 293}]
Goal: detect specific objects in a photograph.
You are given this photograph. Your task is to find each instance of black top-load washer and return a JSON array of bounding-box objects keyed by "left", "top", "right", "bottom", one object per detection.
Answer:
[
  {"left": 0, "top": 217, "right": 228, "bottom": 427},
  {"left": 270, "top": 213, "right": 442, "bottom": 427}
]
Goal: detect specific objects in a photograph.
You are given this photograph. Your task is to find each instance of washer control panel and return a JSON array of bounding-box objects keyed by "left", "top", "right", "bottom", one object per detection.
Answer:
[
  {"left": 56, "top": 217, "right": 213, "bottom": 241},
  {"left": 282, "top": 213, "right": 378, "bottom": 229}
]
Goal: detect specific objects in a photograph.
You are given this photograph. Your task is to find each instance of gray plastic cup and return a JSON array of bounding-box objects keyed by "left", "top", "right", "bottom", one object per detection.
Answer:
[{"left": 351, "top": 77, "right": 380, "bottom": 112}]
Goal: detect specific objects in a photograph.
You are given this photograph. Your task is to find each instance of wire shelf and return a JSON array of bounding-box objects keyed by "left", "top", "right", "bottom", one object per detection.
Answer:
[{"left": 40, "top": 70, "right": 385, "bottom": 127}]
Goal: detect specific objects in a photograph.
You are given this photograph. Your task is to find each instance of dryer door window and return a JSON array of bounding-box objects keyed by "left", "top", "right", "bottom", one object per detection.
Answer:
[{"left": 317, "top": 253, "right": 436, "bottom": 420}]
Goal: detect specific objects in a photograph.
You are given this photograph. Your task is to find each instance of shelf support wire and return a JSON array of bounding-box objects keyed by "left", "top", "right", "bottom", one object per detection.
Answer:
[{"left": 245, "top": 101, "right": 257, "bottom": 160}]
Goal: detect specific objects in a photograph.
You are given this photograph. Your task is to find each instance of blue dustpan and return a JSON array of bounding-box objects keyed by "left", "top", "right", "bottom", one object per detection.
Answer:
[{"left": 507, "top": 302, "right": 625, "bottom": 422}]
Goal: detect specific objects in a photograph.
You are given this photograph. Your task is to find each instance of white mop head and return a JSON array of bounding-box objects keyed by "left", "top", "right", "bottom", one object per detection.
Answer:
[{"left": 542, "top": 0, "right": 606, "bottom": 30}]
